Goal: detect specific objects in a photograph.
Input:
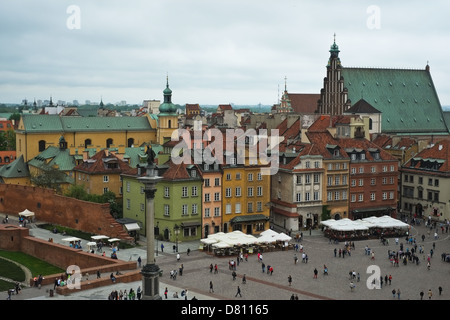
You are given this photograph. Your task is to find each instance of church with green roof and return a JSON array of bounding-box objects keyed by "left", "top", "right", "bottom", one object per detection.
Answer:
[{"left": 317, "top": 37, "right": 449, "bottom": 136}]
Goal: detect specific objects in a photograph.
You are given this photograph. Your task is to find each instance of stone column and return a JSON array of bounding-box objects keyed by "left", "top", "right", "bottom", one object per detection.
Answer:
[{"left": 138, "top": 165, "right": 162, "bottom": 300}]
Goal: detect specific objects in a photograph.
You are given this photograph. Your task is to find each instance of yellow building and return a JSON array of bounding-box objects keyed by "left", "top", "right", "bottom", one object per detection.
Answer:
[
  {"left": 73, "top": 149, "right": 132, "bottom": 197},
  {"left": 15, "top": 114, "right": 158, "bottom": 163},
  {"left": 222, "top": 149, "right": 271, "bottom": 235}
]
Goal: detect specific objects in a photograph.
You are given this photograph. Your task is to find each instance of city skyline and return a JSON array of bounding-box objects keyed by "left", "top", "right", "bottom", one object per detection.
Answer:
[{"left": 1, "top": 1, "right": 449, "bottom": 106}]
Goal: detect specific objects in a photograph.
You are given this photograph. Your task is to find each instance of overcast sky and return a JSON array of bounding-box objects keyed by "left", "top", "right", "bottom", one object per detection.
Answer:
[{"left": 0, "top": 0, "right": 449, "bottom": 106}]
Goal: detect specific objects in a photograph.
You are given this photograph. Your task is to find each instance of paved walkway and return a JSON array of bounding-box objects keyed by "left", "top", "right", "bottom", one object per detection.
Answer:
[{"left": 2, "top": 214, "right": 450, "bottom": 301}]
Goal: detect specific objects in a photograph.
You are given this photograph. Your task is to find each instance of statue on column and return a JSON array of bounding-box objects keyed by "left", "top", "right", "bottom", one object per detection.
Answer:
[{"left": 146, "top": 145, "right": 156, "bottom": 167}]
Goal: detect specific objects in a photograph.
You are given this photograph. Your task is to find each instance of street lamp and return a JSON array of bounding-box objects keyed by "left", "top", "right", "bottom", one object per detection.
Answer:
[{"left": 174, "top": 224, "right": 180, "bottom": 253}]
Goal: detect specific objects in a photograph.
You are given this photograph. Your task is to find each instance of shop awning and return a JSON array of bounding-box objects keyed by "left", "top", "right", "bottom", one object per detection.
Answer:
[
  {"left": 124, "top": 223, "right": 141, "bottom": 231},
  {"left": 230, "top": 214, "right": 269, "bottom": 224}
]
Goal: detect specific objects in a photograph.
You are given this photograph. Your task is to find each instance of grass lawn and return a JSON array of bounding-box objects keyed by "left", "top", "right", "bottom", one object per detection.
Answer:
[{"left": 0, "top": 250, "right": 64, "bottom": 280}]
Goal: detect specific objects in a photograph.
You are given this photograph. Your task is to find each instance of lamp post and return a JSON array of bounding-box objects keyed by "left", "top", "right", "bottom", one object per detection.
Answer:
[
  {"left": 137, "top": 162, "right": 162, "bottom": 300},
  {"left": 174, "top": 224, "right": 180, "bottom": 253}
]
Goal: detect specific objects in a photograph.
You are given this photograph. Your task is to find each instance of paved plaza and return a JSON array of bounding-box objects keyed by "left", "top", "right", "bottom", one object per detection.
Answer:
[{"left": 2, "top": 216, "right": 450, "bottom": 301}]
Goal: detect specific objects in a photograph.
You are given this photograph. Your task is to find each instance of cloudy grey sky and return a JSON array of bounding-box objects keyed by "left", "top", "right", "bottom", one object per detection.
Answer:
[{"left": 0, "top": 0, "right": 449, "bottom": 106}]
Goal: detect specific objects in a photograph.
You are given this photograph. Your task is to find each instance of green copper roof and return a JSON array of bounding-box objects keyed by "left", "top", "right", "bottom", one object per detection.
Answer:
[
  {"left": 341, "top": 67, "right": 449, "bottom": 135},
  {"left": 0, "top": 155, "right": 29, "bottom": 178},
  {"left": 28, "top": 146, "right": 76, "bottom": 172},
  {"left": 19, "top": 115, "right": 153, "bottom": 133}
]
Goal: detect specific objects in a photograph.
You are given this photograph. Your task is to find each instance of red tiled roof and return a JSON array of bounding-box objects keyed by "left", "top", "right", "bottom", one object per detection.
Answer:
[
  {"left": 73, "top": 149, "right": 132, "bottom": 174},
  {"left": 288, "top": 93, "right": 320, "bottom": 114},
  {"left": 404, "top": 140, "right": 450, "bottom": 173}
]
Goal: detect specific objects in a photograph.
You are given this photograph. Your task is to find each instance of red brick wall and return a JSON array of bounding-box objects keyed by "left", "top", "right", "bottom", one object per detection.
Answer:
[{"left": 0, "top": 184, "right": 132, "bottom": 241}]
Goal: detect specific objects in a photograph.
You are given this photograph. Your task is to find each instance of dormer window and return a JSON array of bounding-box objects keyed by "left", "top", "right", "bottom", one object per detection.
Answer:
[
  {"left": 334, "top": 149, "right": 340, "bottom": 157},
  {"left": 191, "top": 170, "right": 197, "bottom": 177}
]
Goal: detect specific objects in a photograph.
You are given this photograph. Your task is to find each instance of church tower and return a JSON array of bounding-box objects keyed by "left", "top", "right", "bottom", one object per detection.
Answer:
[
  {"left": 157, "top": 77, "right": 179, "bottom": 145},
  {"left": 317, "top": 35, "right": 351, "bottom": 115}
]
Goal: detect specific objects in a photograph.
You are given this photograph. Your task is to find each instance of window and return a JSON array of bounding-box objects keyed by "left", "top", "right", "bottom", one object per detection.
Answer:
[
  {"left": 215, "top": 178, "right": 220, "bottom": 186},
  {"left": 106, "top": 138, "right": 113, "bottom": 148},
  {"left": 359, "top": 179, "right": 364, "bottom": 186},
  {"left": 235, "top": 187, "right": 241, "bottom": 197},
  {"left": 191, "top": 186, "right": 198, "bottom": 197},
  {"left": 371, "top": 178, "right": 376, "bottom": 185},
  {"left": 204, "top": 208, "right": 210, "bottom": 217},
  {"left": 140, "top": 203, "right": 145, "bottom": 212},
  {"left": 226, "top": 173, "right": 231, "bottom": 181},
  {"left": 214, "top": 207, "right": 220, "bottom": 216},
  {"left": 191, "top": 170, "right": 197, "bottom": 177},
  {"left": 371, "top": 166, "right": 376, "bottom": 173},
  {"left": 103, "top": 175, "right": 109, "bottom": 183},
  {"left": 164, "top": 204, "right": 170, "bottom": 216},
  {"left": 327, "top": 191, "right": 333, "bottom": 201},
  {"left": 182, "top": 187, "right": 188, "bottom": 197},
  {"left": 182, "top": 204, "right": 188, "bottom": 215},
  {"left": 314, "top": 174, "right": 320, "bottom": 184},
  {"left": 247, "top": 202, "right": 253, "bottom": 213},
  {"left": 351, "top": 194, "right": 356, "bottom": 202},
  {"left": 335, "top": 176, "right": 340, "bottom": 185},
  {"left": 103, "top": 187, "right": 109, "bottom": 194},
  {"left": 305, "top": 174, "right": 311, "bottom": 184},
  {"left": 204, "top": 179, "right": 210, "bottom": 187},
  {"left": 126, "top": 199, "right": 131, "bottom": 209},
  {"left": 342, "top": 191, "right": 347, "bottom": 200},
  {"left": 428, "top": 178, "right": 433, "bottom": 186},
  {"left": 389, "top": 192, "right": 394, "bottom": 199},
  {"left": 370, "top": 193, "right": 376, "bottom": 201},
  {"left": 247, "top": 187, "right": 253, "bottom": 197},
  {"left": 351, "top": 167, "right": 356, "bottom": 174},
  {"left": 236, "top": 173, "right": 241, "bottom": 180},
  {"left": 305, "top": 161, "right": 310, "bottom": 168},
  {"left": 235, "top": 203, "right": 241, "bottom": 213},
  {"left": 359, "top": 167, "right": 364, "bottom": 173},
  {"left": 382, "top": 192, "right": 387, "bottom": 200},
  {"left": 214, "top": 192, "right": 220, "bottom": 201},
  {"left": 225, "top": 188, "right": 231, "bottom": 198},
  {"left": 382, "top": 177, "right": 387, "bottom": 185},
  {"left": 296, "top": 175, "right": 302, "bottom": 184},
  {"left": 257, "top": 201, "right": 263, "bottom": 212},
  {"left": 305, "top": 192, "right": 310, "bottom": 202},
  {"left": 314, "top": 161, "right": 320, "bottom": 168},
  {"left": 257, "top": 186, "right": 263, "bottom": 196},
  {"left": 204, "top": 193, "right": 210, "bottom": 202},
  {"left": 296, "top": 193, "right": 302, "bottom": 202},
  {"left": 226, "top": 203, "right": 232, "bottom": 214},
  {"left": 248, "top": 173, "right": 253, "bottom": 181},
  {"left": 358, "top": 194, "right": 364, "bottom": 202},
  {"left": 382, "top": 166, "right": 387, "bottom": 172},
  {"left": 38, "top": 140, "right": 46, "bottom": 152},
  {"left": 418, "top": 177, "right": 423, "bottom": 184},
  {"left": 126, "top": 182, "right": 130, "bottom": 192},
  {"left": 435, "top": 179, "right": 439, "bottom": 187},
  {"left": 390, "top": 165, "right": 395, "bottom": 172},
  {"left": 164, "top": 187, "right": 170, "bottom": 197},
  {"left": 351, "top": 179, "right": 356, "bottom": 187},
  {"left": 192, "top": 204, "right": 198, "bottom": 215},
  {"left": 314, "top": 191, "right": 319, "bottom": 201},
  {"left": 342, "top": 175, "right": 347, "bottom": 185},
  {"left": 334, "top": 191, "right": 340, "bottom": 201},
  {"left": 257, "top": 173, "right": 262, "bottom": 180}
]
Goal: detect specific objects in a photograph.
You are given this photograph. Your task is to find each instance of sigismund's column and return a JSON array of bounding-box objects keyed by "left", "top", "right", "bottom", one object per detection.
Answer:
[{"left": 138, "top": 163, "right": 162, "bottom": 300}]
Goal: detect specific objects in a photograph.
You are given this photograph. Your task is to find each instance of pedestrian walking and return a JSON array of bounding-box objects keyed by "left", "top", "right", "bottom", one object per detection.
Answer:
[
  {"left": 214, "top": 264, "right": 218, "bottom": 274},
  {"left": 313, "top": 268, "right": 318, "bottom": 279},
  {"left": 137, "top": 256, "right": 142, "bottom": 268},
  {"left": 161, "top": 243, "right": 164, "bottom": 252},
  {"left": 209, "top": 281, "right": 214, "bottom": 293},
  {"left": 420, "top": 291, "right": 424, "bottom": 300},
  {"left": 288, "top": 275, "right": 292, "bottom": 286},
  {"left": 392, "top": 289, "right": 396, "bottom": 298},
  {"left": 177, "top": 253, "right": 180, "bottom": 261},
  {"left": 438, "top": 286, "right": 443, "bottom": 296},
  {"left": 242, "top": 274, "right": 247, "bottom": 284},
  {"left": 350, "top": 281, "right": 355, "bottom": 291},
  {"left": 428, "top": 289, "right": 432, "bottom": 299},
  {"left": 164, "top": 287, "right": 168, "bottom": 299},
  {"left": 235, "top": 286, "right": 242, "bottom": 297},
  {"left": 397, "top": 288, "right": 401, "bottom": 300}
]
